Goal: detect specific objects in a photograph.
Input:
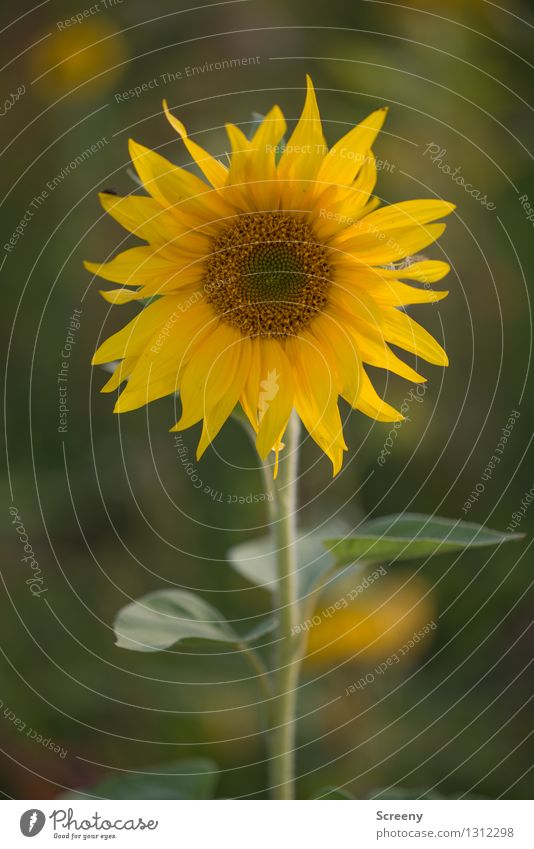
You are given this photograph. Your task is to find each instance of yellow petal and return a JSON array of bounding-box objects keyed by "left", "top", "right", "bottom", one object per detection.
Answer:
[
  {"left": 163, "top": 99, "right": 228, "bottom": 188},
  {"left": 338, "top": 222, "right": 447, "bottom": 265},
  {"left": 286, "top": 333, "right": 347, "bottom": 474},
  {"left": 362, "top": 279, "right": 448, "bottom": 307},
  {"left": 328, "top": 305, "right": 426, "bottom": 384},
  {"left": 99, "top": 272, "right": 206, "bottom": 304},
  {"left": 334, "top": 267, "right": 449, "bottom": 307},
  {"left": 310, "top": 315, "right": 362, "bottom": 406},
  {"left": 128, "top": 138, "right": 231, "bottom": 226},
  {"left": 92, "top": 293, "right": 186, "bottom": 365},
  {"left": 254, "top": 339, "right": 295, "bottom": 459},
  {"left": 316, "top": 107, "right": 388, "bottom": 187},
  {"left": 314, "top": 177, "right": 382, "bottom": 241},
  {"left": 340, "top": 199, "right": 455, "bottom": 242},
  {"left": 101, "top": 357, "right": 137, "bottom": 393},
  {"left": 225, "top": 123, "right": 252, "bottom": 186},
  {"left": 240, "top": 337, "right": 262, "bottom": 432},
  {"left": 348, "top": 260, "right": 451, "bottom": 284},
  {"left": 171, "top": 322, "right": 241, "bottom": 431},
  {"left": 356, "top": 367, "right": 403, "bottom": 422},
  {"left": 313, "top": 155, "right": 379, "bottom": 240},
  {"left": 85, "top": 247, "right": 185, "bottom": 286},
  {"left": 115, "top": 301, "right": 216, "bottom": 412},
  {"left": 249, "top": 106, "right": 287, "bottom": 171},
  {"left": 197, "top": 336, "right": 251, "bottom": 458},
  {"left": 332, "top": 151, "right": 380, "bottom": 220},
  {"left": 351, "top": 149, "right": 379, "bottom": 199},
  {"left": 382, "top": 307, "right": 449, "bottom": 366},
  {"left": 277, "top": 75, "right": 326, "bottom": 183},
  {"left": 328, "top": 282, "right": 385, "bottom": 327},
  {"left": 99, "top": 288, "right": 142, "bottom": 305},
  {"left": 245, "top": 106, "right": 286, "bottom": 209},
  {"left": 98, "top": 192, "right": 208, "bottom": 255}
]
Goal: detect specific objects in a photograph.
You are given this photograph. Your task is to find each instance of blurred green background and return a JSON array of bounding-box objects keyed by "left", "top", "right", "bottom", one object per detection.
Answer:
[{"left": 2, "top": 0, "right": 533, "bottom": 799}]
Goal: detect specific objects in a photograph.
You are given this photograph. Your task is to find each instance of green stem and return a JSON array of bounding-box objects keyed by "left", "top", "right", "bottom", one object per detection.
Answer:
[
  {"left": 233, "top": 407, "right": 304, "bottom": 798},
  {"left": 269, "top": 412, "right": 301, "bottom": 800},
  {"left": 238, "top": 641, "right": 273, "bottom": 703}
]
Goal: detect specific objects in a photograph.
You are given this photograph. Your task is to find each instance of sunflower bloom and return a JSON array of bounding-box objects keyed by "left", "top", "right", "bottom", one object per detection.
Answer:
[{"left": 87, "top": 77, "right": 453, "bottom": 474}]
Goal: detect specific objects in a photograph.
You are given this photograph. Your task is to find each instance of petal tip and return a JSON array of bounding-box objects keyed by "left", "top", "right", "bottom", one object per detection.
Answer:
[
  {"left": 128, "top": 137, "right": 144, "bottom": 159},
  {"left": 163, "top": 99, "right": 187, "bottom": 138}
]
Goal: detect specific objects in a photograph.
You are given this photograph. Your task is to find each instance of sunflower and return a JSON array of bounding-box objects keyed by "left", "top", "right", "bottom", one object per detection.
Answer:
[{"left": 87, "top": 77, "right": 453, "bottom": 474}]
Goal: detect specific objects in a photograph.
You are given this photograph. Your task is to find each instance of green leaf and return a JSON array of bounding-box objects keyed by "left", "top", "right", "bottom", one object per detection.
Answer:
[
  {"left": 114, "top": 589, "right": 238, "bottom": 652},
  {"left": 226, "top": 536, "right": 277, "bottom": 590},
  {"left": 227, "top": 520, "right": 349, "bottom": 598},
  {"left": 313, "top": 785, "right": 354, "bottom": 799},
  {"left": 325, "top": 513, "right": 524, "bottom": 566},
  {"left": 64, "top": 758, "right": 218, "bottom": 800},
  {"left": 243, "top": 615, "right": 277, "bottom": 642}
]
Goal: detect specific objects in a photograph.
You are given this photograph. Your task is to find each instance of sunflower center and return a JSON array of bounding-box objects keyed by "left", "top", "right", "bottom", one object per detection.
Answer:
[{"left": 204, "top": 213, "right": 332, "bottom": 338}]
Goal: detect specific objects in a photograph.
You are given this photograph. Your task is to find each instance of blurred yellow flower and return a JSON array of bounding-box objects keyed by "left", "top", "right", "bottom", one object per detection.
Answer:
[
  {"left": 306, "top": 573, "right": 436, "bottom": 665},
  {"left": 87, "top": 76, "right": 453, "bottom": 474},
  {"left": 30, "top": 20, "right": 127, "bottom": 98}
]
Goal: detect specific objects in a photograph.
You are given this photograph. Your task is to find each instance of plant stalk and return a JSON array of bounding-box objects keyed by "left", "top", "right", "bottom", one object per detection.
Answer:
[{"left": 268, "top": 412, "right": 301, "bottom": 800}]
